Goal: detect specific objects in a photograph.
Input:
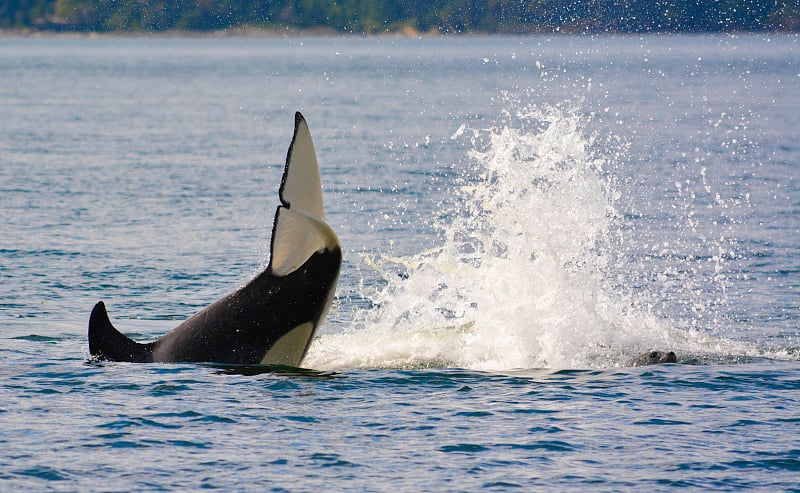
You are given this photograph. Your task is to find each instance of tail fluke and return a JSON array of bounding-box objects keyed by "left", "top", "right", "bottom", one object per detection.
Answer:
[
  {"left": 88, "top": 301, "right": 154, "bottom": 362},
  {"left": 268, "top": 112, "right": 339, "bottom": 277},
  {"left": 280, "top": 112, "right": 325, "bottom": 218}
]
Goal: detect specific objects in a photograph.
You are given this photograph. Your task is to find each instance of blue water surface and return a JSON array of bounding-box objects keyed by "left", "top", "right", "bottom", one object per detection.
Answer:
[{"left": 1, "top": 34, "right": 798, "bottom": 491}]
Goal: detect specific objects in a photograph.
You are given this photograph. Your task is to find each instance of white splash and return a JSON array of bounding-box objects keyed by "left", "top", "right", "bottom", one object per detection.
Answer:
[{"left": 306, "top": 102, "right": 762, "bottom": 371}]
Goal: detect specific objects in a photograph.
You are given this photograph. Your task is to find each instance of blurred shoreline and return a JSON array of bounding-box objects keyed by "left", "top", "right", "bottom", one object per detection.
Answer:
[{"left": 3, "top": 25, "right": 798, "bottom": 39}]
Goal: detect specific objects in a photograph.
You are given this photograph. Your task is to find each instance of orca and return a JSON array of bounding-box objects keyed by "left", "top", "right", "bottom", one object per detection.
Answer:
[{"left": 88, "top": 112, "right": 341, "bottom": 367}]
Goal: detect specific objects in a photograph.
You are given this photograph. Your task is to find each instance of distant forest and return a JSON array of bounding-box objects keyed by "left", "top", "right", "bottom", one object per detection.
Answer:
[{"left": 2, "top": 0, "right": 798, "bottom": 33}]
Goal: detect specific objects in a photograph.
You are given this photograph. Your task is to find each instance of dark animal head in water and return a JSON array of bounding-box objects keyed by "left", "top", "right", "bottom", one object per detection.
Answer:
[{"left": 629, "top": 350, "right": 677, "bottom": 367}]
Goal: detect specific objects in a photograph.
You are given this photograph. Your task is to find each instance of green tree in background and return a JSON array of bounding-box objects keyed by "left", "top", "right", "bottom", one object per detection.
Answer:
[
  {"left": 2, "top": 0, "right": 798, "bottom": 33},
  {"left": 1, "top": 0, "right": 54, "bottom": 28}
]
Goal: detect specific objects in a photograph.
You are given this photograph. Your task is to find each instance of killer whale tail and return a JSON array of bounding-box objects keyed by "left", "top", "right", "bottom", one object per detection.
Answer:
[
  {"left": 268, "top": 112, "right": 339, "bottom": 277},
  {"left": 88, "top": 301, "right": 154, "bottom": 362},
  {"left": 86, "top": 112, "right": 340, "bottom": 365},
  {"left": 280, "top": 112, "right": 326, "bottom": 219}
]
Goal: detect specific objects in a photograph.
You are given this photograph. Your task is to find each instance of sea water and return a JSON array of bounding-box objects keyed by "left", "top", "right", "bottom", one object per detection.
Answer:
[{"left": 0, "top": 35, "right": 798, "bottom": 491}]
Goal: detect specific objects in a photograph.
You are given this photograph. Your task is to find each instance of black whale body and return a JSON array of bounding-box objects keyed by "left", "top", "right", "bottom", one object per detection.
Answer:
[{"left": 88, "top": 112, "right": 341, "bottom": 367}]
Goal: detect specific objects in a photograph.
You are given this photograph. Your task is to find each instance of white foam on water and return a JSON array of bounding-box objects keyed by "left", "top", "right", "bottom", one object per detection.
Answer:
[{"left": 306, "top": 101, "right": 781, "bottom": 371}]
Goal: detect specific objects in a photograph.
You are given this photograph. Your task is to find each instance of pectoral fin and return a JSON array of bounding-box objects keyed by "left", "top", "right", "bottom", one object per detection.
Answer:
[{"left": 88, "top": 301, "right": 154, "bottom": 362}]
